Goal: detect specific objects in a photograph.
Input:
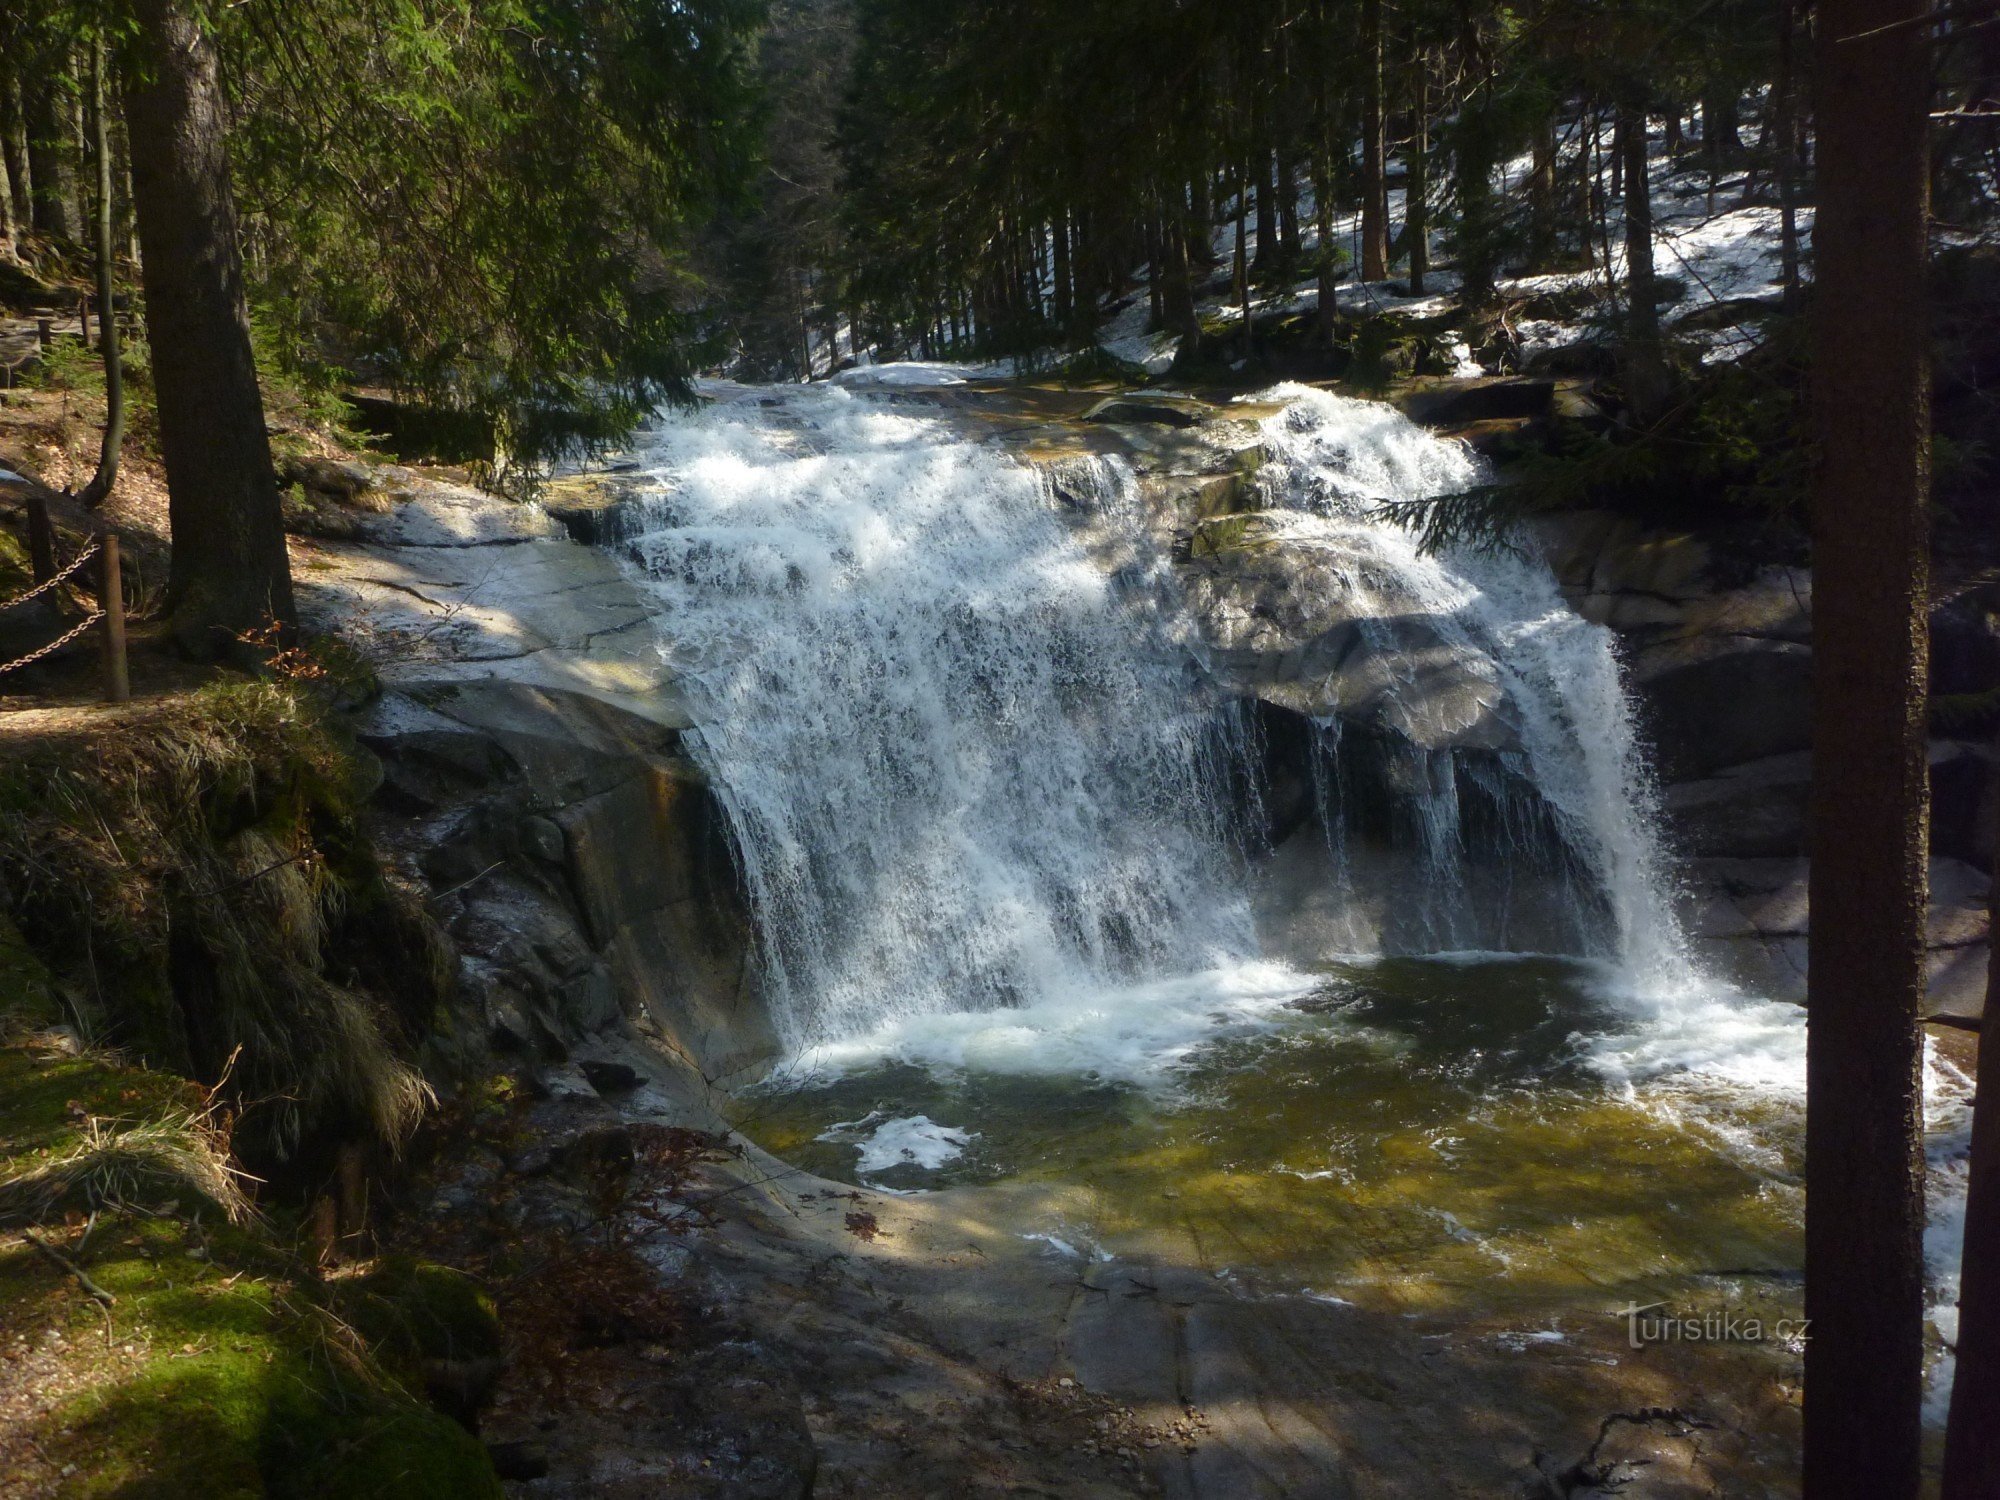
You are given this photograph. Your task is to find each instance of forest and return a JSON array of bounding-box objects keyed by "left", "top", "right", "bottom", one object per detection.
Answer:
[{"left": 0, "top": 0, "right": 1994, "bottom": 1497}]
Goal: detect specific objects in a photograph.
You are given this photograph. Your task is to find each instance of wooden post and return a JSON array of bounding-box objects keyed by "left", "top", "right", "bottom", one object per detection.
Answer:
[
  {"left": 78, "top": 296, "right": 90, "bottom": 349},
  {"left": 25, "top": 494, "right": 55, "bottom": 582},
  {"left": 99, "top": 532, "right": 127, "bottom": 703},
  {"left": 34, "top": 317, "right": 52, "bottom": 352}
]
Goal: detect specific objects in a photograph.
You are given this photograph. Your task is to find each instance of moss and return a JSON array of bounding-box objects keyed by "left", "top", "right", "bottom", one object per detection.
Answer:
[
  {"left": 0, "top": 1040, "right": 500, "bottom": 1499},
  {"left": 0, "top": 911, "right": 61, "bottom": 1031},
  {"left": 339, "top": 1255, "right": 502, "bottom": 1373}
]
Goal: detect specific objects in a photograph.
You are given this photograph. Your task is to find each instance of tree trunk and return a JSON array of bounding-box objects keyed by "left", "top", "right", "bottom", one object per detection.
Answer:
[
  {"left": 1528, "top": 118, "right": 1557, "bottom": 271},
  {"left": 1455, "top": 100, "right": 1497, "bottom": 312},
  {"left": 1943, "top": 765, "right": 2000, "bottom": 1496},
  {"left": 1164, "top": 190, "right": 1203, "bottom": 371},
  {"left": 1776, "top": 0, "right": 1803, "bottom": 309},
  {"left": 1276, "top": 148, "right": 1301, "bottom": 265},
  {"left": 1253, "top": 151, "right": 1277, "bottom": 277},
  {"left": 1314, "top": 148, "right": 1338, "bottom": 345},
  {"left": 24, "top": 74, "right": 77, "bottom": 245},
  {"left": 122, "top": 0, "right": 294, "bottom": 655},
  {"left": 76, "top": 41, "right": 122, "bottom": 511},
  {"left": 1704, "top": 83, "right": 1744, "bottom": 168},
  {"left": 1360, "top": 0, "right": 1389, "bottom": 282},
  {"left": 0, "top": 69, "right": 29, "bottom": 241},
  {"left": 0, "top": 102, "right": 12, "bottom": 263},
  {"left": 1408, "top": 52, "right": 1428, "bottom": 294},
  {"left": 1804, "top": 1, "right": 1934, "bottom": 1496},
  {"left": 1235, "top": 165, "right": 1252, "bottom": 361},
  {"left": 1617, "top": 104, "right": 1670, "bottom": 425}
]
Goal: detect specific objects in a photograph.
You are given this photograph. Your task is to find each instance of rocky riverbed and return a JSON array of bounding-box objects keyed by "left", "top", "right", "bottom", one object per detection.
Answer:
[{"left": 288, "top": 374, "right": 1987, "bottom": 1498}]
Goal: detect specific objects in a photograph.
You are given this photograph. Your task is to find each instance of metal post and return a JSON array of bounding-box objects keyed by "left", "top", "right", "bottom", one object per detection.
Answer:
[
  {"left": 25, "top": 495, "right": 55, "bottom": 583},
  {"left": 99, "top": 533, "right": 127, "bottom": 703}
]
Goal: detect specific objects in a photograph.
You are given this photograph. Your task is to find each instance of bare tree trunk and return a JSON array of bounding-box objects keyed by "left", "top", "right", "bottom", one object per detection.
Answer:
[
  {"left": 1618, "top": 103, "right": 1670, "bottom": 425},
  {"left": 122, "top": 0, "right": 295, "bottom": 655},
  {"left": 24, "top": 72, "right": 77, "bottom": 244},
  {"left": 1360, "top": 0, "right": 1389, "bottom": 282},
  {"left": 1235, "top": 164, "right": 1252, "bottom": 361},
  {"left": 0, "top": 69, "right": 29, "bottom": 241},
  {"left": 1164, "top": 187, "right": 1204, "bottom": 371},
  {"left": 1408, "top": 51, "right": 1428, "bottom": 294},
  {"left": 1804, "top": 1, "right": 1934, "bottom": 1496},
  {"left": 1314, "top": 148, "right": 1338, "bottom": 345},
  {"left": 1703, "top": 83, "right": 1744, "bottom": 169},
  {"left": 1943, "top": 767, "right": 2000, "bottom": 1496},
  {"left": 1253, "top": 151, "right": 1277, "bottom": 278},
  {"left": 0, "top": 106, "right": 13, "bottom": 263},
  {"left": 1528, "top": 118, "right": 1557, "bottom": 271},
  {"left": 75, "top": 41, "right": 122, "bottom": 511},
  {"left": 1776, "top": 0, "right": 1803, "bottom": 310}
]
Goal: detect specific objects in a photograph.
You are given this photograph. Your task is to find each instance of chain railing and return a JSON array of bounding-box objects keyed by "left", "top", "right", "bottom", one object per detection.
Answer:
[{"left": 0, "top": 495, "right": 129, "bottom": 702}]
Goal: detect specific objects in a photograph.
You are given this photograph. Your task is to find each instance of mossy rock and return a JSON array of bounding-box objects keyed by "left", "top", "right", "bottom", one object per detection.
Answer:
[
  {"left": 1186, "top": 513, "right": 1286, "bottom": 560},
  {"left": 340, "top": 1256, "right": 502, "bottom": 1426}
]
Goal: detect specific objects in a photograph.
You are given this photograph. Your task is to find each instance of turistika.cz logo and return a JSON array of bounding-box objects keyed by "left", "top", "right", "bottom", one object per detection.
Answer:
[{"left": 1617, "top": 1302, "right": 1811, "bottom": 1350}]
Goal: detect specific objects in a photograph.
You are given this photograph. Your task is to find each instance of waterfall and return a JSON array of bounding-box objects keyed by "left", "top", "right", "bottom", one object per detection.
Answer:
[
  {"left": 619, "top": 384, "right": 1252, "bottom": 1050},
  {"left": 1243, "top": 384, "right": 1697, "bottom": 995},
  {"left": 618, "top": 378, "right": 1706, "bottom": 1070}
]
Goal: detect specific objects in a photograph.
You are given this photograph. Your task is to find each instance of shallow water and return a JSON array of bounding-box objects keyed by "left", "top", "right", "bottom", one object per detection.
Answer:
[{"left": 738, "top": 955, "right": 1809, "bottom": 1321}]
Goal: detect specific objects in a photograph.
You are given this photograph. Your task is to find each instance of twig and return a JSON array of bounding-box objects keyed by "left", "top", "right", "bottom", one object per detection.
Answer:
[{"left": 23, "top": 1228, "right": 116, "bottom": 1307}]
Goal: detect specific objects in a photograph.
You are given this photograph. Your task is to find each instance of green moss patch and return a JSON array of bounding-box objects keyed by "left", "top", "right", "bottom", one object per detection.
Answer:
[{"left": 0, "top": 1040, "right": 500, "bottom": 1499}]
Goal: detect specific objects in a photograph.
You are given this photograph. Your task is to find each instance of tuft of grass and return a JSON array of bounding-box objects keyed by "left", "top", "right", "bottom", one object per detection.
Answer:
[
  {"left": 0, "top": 682, "right": 447, "bottom": 1162},
  {"left": 0, "top": 1094, "right": 254, "bottom": 1231}
]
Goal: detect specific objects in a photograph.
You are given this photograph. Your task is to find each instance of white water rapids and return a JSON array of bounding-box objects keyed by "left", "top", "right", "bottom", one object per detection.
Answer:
[
  {"left": 615, "top": 380, "right": 1799, "bottom": 1085},
  {"left": 608, "top": 376, "right": 1973, "bottom": 1420}
]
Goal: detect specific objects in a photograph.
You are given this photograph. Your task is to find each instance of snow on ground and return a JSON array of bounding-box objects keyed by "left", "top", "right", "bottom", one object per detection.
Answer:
[{"left": 817, "top": 96, "right": 1812, "bottom": 382}]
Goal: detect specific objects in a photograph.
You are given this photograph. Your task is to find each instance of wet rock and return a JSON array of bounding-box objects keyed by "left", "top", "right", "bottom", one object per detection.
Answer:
[
  {"left": 1537, "top": 1409, "right": 1718, "bottom": 1499},
  {"left": 485, "top": 1439, "right": 549, "bottom": 1480},
  {"left": 1663, "top": 752, "right": 1811, "bottom": 858},
  {"left": 1637, "top": 640, "right": 1813, "bottom": 782},
  {"left": 1083, "top": 395, "right": 1205, "bottom": 428},
  {"left": 580, "top": 1057, "right": 648, "bottom": 1094}
]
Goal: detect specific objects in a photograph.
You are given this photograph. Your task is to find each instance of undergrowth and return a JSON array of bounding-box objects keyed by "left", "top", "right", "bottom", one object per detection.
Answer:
[
  {"left": 0, "top": 681, "right": 452, "bottom": 1165},
  {"left": 0, "top": 1038, "right": 500, "bottom": 1498}
]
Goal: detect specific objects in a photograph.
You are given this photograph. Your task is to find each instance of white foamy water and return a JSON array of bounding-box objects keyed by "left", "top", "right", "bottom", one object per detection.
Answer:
[
  {"left": 1247, "top": 384, "right": 1697, "bottom": 999},
  {"left": 621, "top": 383, "right": 1256, "bottom": 1050},
  {"left": 817, "top": 1112, "right": 978, "bottom": 1175},
  {"left": 616, "top": 379, "right": 1823, "bottom": 1095}
]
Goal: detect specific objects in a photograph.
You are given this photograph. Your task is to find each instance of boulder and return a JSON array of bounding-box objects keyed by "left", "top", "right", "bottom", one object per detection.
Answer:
[
  {"left": 1663, "top": 752, "right": 1811, "bottom": 858},
  {"left": 1933, "top": 738, "right": 1998, "bottom": 870},
  {"left": 1398, "top": 376, "right": 1554, "bottom": 426},
  {"left": 1681, "top": 855, "right": 1989, "bottom": 1017},
  {"left": 279, "top": 454, "right": 382, "bottom": 504},
  {"left": 1637, "top": 640, "right": 1813, "bottom": 782},
  {"left": 1082, "top": 396, "right": 1205, "bottom": 429},
  {"left": 1181, "top": 514, "right": 1520, "bottom": 754}
]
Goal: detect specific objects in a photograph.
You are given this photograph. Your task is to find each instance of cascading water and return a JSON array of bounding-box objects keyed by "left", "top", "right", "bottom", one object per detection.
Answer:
[
  {"left": 617, "top": 383, "right": 1254, "bottom": 1052},
  {"left": 607, "top": 378, "right": 1969, "bottom": 1457},
  {"left": 1239, "top": 384, "right": 1698, "bottom": 995}
]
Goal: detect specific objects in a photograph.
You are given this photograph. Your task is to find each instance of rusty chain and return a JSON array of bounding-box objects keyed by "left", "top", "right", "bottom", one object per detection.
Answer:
[
  {"left": 0, "top": 539, "right": 103, "bottom": 614},
  {"left": 0, "top": 609, "right": 106, "bottom": 676}
]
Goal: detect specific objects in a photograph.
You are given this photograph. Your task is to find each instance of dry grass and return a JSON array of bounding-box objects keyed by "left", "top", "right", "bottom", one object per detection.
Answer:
[
  {"left": 0, "top": 683, "right": 447, "bottom": 1161},
  {"left": 0, "top": 1103, "right": 254, "bottom": 1230}
]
